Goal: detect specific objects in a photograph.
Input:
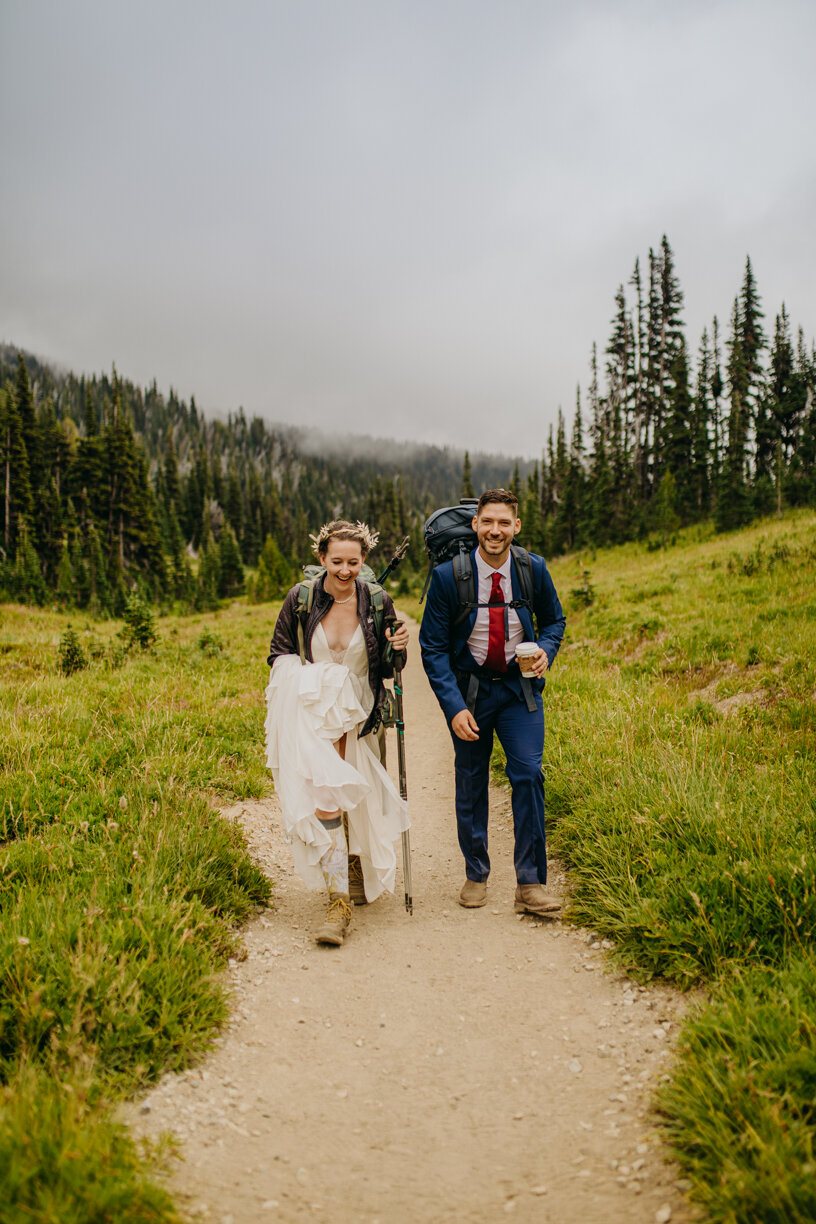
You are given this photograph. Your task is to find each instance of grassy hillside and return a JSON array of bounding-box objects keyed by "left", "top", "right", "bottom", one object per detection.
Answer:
[
  {"left": 1, "top": 510, "right": 814, "bottom": 1221},
  {"left": 0, "top": 603, "right": 276, "bottom": 1222},
  {"left": 543, "top": 510, "right": 816, "bottom": 1223}
]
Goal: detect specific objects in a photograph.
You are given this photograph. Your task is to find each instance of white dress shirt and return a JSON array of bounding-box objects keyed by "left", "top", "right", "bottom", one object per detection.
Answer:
[{"left": 467, "top": 551, "right": 524, "bottom": 667}]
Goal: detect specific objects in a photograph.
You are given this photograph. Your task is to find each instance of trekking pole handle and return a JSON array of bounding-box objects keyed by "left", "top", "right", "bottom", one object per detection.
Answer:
[{"left": 386, "top": 617, "right": 407, "bottom": 658}]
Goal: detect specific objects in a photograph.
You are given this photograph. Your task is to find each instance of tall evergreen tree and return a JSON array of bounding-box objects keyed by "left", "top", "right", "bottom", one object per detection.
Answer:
[
  {"left": 0, "top": 385, "right": 33, "bottom": 556},
  {"left": 663, "top": 336, "right": 693, "bottom": 520},
  {"left": 691, "top": 327, "right": 713, "bottom": 517},
  {"left": 217, "top": 523, "right": 244, "bottom": 598},
  {"left": 15, "top": 354, "right": 40, "bottom": 495},
  {"left": 629, "top": 257, "right": 648, "bottom": 498},
  {"left": 461, "top": 450, "right": 475, "bottom": 498}
]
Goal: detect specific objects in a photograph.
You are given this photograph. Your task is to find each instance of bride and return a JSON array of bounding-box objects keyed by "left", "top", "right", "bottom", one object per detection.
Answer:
[{"left": 265, "top": 520, "right": 410, "bottom": 946}]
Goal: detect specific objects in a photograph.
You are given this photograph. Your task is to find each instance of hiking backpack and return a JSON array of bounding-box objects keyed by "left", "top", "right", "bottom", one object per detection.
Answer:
[{"left": 420, "top": 498, "right": 535, "bottom": 627}]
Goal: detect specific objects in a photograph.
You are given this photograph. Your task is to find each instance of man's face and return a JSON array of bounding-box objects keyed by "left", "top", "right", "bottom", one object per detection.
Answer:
[{"left": 473, "top": 502, "right": 521, "bottom": 563}]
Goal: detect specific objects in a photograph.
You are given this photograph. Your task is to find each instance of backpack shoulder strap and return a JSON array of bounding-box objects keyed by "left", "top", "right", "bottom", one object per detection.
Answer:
[
  {"left": 452, "top": 547, "right": 477, "bottom": 627},
  {"left": 294, "top": 578, "right": 317, "bottom": 661},
  {"left": 365, "top": 581, "right": 385, "bottom": 641},
  {"left": 510, "top": 545, "right": 535, "bottom": 627}
]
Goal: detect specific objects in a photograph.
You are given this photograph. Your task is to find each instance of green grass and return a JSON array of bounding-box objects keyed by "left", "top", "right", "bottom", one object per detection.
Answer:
[
  {"left": 537, "top": 510, "right": 816, "bottom": 1222},
  {"left": 0, "top": 602, "right": 277, "bottom": 1221},
  {"left": 5, "top": 518, "right": 816, "bottom": 1220}
]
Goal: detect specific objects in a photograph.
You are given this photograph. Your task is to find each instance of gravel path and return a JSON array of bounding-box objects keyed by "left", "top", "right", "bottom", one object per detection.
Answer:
[{"left": 130, "top": 618, "right": 695, "bottom": 1224}]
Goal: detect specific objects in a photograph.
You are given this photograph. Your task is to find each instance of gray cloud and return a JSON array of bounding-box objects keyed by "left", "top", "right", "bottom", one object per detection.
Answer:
[{"left": 1, "top": 0, "right": 814, "bottom": 456}]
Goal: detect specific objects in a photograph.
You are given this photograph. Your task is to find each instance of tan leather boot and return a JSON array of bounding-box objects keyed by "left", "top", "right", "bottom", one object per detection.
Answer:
[
  {"left": 459, "top": 879, "right": 488, "bottom": 908},
  {"left": 514, "top": 884, "right": 561, "bottom": 917},
  {"left": 315, "top": 893, "right": 353, "bottom": 945},
  {"left": 348, "top": 854, "right": 367, "bottom": 905}
]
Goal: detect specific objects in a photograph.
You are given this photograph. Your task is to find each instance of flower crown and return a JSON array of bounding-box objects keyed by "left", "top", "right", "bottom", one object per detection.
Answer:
[{"left": 309, "top": 519, "right": 380, "bottom": 558}]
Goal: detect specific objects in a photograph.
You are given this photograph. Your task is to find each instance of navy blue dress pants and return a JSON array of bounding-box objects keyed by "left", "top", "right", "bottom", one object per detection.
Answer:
[{"left": 450, "top": 678, "right": 547, "bottom": 885}]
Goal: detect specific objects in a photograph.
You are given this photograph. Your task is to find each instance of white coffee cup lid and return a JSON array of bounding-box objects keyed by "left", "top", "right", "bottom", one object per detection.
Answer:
[{"left": 516, "top": 641, "right": 538, "bottom": 656}]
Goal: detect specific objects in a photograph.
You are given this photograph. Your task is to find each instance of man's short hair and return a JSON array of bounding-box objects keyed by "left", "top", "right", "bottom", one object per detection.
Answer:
[{"left": 476, "top": 488, "right": 519, "bottom": 516}]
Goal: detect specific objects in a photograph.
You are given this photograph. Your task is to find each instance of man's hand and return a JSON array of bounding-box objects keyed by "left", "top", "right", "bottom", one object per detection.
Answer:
[
  {"left": 451, "top": 709, "right": 480, "bottom": 741},
  {"left": 529, "top": 647, "right": 549, "bottom": 679}
]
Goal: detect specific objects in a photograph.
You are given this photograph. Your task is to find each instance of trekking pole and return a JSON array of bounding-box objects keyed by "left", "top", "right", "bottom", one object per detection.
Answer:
[
  {"left": 388, "top": 617, "right": 413, "bottom": 915},
  {"left": 377, "top": 536, "right": 411, "bottom": 586}
]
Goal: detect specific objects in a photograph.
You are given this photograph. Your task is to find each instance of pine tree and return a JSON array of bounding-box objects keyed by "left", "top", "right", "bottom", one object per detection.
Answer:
[
  {"left": 739, "top": 256, "right": 765, "bottom": 411},
  {"left": 83, "top": 383, "right": 98, "bottom": 437},
  {"left": 654, "top": 469, "right": 680, "bottom": 543},
  {"left": 769, "top": 305, "right": 803, "bottom": 462},
  {"left": 217, "top": 523, "right": 244, "bottom": 597},
  {"left": 197, "top": 535, "right": 220, "bottom": 609},
  {"left": 15, "top": 354, "right": 40, "bottom": 494},
  {"left": 549, "top": 408, "right": 569, "bottom": 553},
  {"left": 521, "top": 463, "right": 542, "bottom": 552},
  {"left": 163, "top": 428, "right": 181, "bottom": 512},
  {"left": 102, "top": 372, "right": 166, "bottom": 589},
  {"left": 717, "top": 298, "right": 752, "bottom": 531},
  {"left": 778, "top": 320, "right": 813, "bottom": 507},
  {"left": 461, "top": 450, "right": 475, "bottom": 498},
  {"left": 663, "top": 336, "right": 693, "bottom": 521},
  {"left": 56, "top": 537, "right": 75, "bottom": 606},
  {"left": 605, "top": 283, "right": 636, "bottom": 471},
  {"left": 691, "top": 328, "right": 713, "bottom": 517},
  {"left": 70, "top": 528, "right": 90, "bottom": 608},
  {"left": 13, "top": 518, "right": 46, "bottom": 604},
  {"left": 86, "top": 521, "right": 111, "bottom": 613},
  {"left": 629, "top": 257, "right": 648, "bottom": 498},
  {"left": 585, "top": 343, "right": 612, "bottom": 547},
  {"left": 378, "top": 479, "right": 400, "bottom": 559},
  {"left": 710, "top": 316, "right": 725, "bottom": 484},
  {"left": 225, "top": 462, "right": 243, "bottom": 539},
  {"left": 558, "top": 387, "right": 585, "bottom": 551},
  {"left": 644, "top": 247, "right": 662, "bottom": 497},
  {"left": 257, "top": 535, "right": 292, "bottom": 597},
  {"left": 653, "top": 236, "right": 686, "bottom": 489},
  {"left": 0, "top": 385, "right": 33, "bottom": 557}
]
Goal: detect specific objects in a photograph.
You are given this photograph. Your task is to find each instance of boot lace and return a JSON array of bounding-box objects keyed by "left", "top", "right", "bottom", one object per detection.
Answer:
[{"left": 325, "top": 895, "right": 353, "bottom": 924}]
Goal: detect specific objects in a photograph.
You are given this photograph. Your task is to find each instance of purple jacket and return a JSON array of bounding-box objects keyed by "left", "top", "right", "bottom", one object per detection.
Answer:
[{"left": 267, "top": 575, "right": 404, "bottom": 737}]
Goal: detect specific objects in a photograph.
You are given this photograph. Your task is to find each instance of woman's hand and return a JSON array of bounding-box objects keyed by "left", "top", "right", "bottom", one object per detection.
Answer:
[{"left": 385, "top": 623, "right": 409, "bottom": 653}]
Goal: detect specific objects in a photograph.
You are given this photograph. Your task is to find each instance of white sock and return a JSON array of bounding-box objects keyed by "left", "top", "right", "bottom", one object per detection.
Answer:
[{"left": 319, "top": 821, "right": 348, "bottom": 895}]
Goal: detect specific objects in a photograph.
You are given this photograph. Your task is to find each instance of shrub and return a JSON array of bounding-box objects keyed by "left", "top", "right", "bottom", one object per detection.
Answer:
[
  {"left": 57, "top": 626, "right": 88, "bottom": 676},
  {"left": 197, "top": 628, "right": 224, "bottom": 657},
  {"left": 120, "top": 594, "right": 158, "bottom": 652},
  {"left": 569, "top": 570, "right": 595, "bottom": 609}
]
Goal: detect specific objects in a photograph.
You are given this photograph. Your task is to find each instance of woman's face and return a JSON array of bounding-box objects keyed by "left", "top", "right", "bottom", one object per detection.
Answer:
[{"left": 320, "top": 538, "right": 364, "bottom": 593}]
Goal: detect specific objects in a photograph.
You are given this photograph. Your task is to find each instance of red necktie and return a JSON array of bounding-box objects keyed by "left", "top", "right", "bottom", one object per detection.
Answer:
[{"left": 485, "top": 571, "right": 507, "bottom": 672}]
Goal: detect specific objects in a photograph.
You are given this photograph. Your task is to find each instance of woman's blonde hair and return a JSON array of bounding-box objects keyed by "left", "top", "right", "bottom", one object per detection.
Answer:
[{"left": 310, "top": 519, "right": 379, "bottom": 559}]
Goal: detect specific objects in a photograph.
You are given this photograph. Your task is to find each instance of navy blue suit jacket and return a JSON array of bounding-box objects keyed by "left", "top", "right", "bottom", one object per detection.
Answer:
[{"left": 419, "top": 548, "right": 566, "bottom": 722}]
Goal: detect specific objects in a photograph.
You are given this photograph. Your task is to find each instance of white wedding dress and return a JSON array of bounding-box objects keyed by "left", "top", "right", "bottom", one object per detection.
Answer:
[{"left": 264, "top": 624, "right": 410, "bottom": 901}]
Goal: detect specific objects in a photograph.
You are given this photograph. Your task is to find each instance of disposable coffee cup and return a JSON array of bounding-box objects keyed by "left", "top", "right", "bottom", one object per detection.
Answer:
[{"left": 515, "top": 642, "right": 538, "bottom": 675}]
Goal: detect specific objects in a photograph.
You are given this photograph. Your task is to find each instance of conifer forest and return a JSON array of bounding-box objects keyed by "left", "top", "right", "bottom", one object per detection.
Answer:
[{"left": 1, "top": 236, "right": 814, "bottom": 608}]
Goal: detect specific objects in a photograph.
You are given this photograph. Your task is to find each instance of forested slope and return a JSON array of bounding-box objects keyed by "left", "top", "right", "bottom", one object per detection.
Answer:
[{"left": 1, "top": 235, "right": 814, "bottom": 611}]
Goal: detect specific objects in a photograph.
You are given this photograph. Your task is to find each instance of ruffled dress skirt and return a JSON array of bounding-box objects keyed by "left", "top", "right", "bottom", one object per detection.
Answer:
[{"left": 264, "top": 627, "right": 410, "bottom": 902}]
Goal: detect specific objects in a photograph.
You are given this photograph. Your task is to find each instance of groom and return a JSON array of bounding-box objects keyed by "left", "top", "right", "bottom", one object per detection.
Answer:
[{"left": 419, "top": 489, "right": 566, "bottom": 915}]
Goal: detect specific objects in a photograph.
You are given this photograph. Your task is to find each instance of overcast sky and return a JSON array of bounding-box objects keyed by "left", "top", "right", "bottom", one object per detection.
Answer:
[{"left": 1, "top": 0, "right": 814, "bottom": 456}]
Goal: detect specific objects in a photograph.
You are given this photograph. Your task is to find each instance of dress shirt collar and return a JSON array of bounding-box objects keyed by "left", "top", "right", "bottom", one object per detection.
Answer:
[{"left": 474, "top": 548, "right": 513, "bottom": 590}]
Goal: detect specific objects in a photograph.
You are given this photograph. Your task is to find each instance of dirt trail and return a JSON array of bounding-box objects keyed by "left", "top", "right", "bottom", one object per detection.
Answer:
[{"left": 131, "top": 618, "right": 693, "bottom": 1224}]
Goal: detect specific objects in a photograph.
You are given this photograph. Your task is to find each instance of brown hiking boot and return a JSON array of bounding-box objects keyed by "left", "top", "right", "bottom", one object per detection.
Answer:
[
  {"left": 459, "top": 879, "right": 488, "bottom": 908},
  {"left": 315, "top": 893, "right": 353, "bottom": 945},
  {"left": 348, "top": 854, "right": 367, "bottom": 905},
  {"left": 514, "top": 884, "right": 561, "bottom": 918}
]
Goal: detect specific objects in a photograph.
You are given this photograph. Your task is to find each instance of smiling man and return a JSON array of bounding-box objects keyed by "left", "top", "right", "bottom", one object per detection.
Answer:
[{"left": 419, "top": 489, "right": 566, "bottom": 915}]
